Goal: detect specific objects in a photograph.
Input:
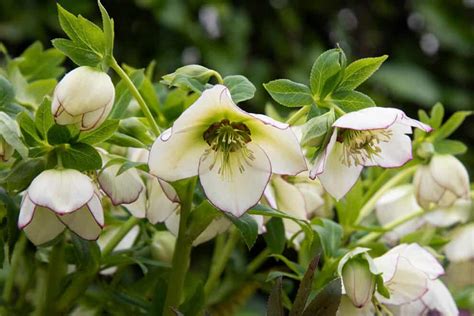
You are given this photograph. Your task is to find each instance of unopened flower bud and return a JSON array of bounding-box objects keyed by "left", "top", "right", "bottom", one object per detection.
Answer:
[
  {"left": 416, "top": 142, "right": 434, "bottom": 159},
  {"left": 151, "top": 231, "right": 176, "bottom": 264},
  {"left": 342, "top": 258, "right": 376, "bottom": 308},
  {"left": 0, "top": 136, "right": 14, "bottom": 162},
  {"left": 52, "top": 66, "right": 115, "bottom": 131},
  {"left": 414, "top": 154, "right": 469, "bottom": 209}
]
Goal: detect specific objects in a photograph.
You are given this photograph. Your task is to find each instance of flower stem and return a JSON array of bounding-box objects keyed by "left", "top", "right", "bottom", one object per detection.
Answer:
[
  {"left": 101, "top": 216, "right": 140, "bottom": 257},
  {"left": 246, "top": 248, "right": 271, "bottom": 274},
  {"left": 204, "top": 228, "right": 240, "bottom": 297},
  {"left": 163, "top": 178, "right": 197, "bottom": 316},
  {"left": 355, "top": 165, "right": 418, "bottom": 225},
  {"left": 286, "top": 106, "right": 310, "bottom": 125},
  {"left": 109, "top": 57, "right": 161, "bottom": 136},
  {"left": 211, "top": 70, "right": 224, "bottom": 84},
  {"left": 2, "top": 234, "right": 27, "bottom": 303},
  {"left": 356, "top": 208, "right": 424, "bottom": 245}
]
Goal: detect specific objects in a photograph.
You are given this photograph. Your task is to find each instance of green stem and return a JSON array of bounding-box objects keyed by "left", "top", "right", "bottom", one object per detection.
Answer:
[
  {"left": 286, "top": 106, "right": 310, "bottom": 125},
  {"left": 331, "top": 103, "right": 346, "bottom": 116},
  {"left": 2, "top": 234, "right": 27, "bottom": 303},
  {"left": 163, "top": 178, "right": 196, "bottom": 316},
  {"left": 356, "top": 208, "right": 424, "bottom": 245},
  {"left": 246, "top": 248, "right": 271, "bottom": 274},
  {"left": 101, "top": 216, "right": 140, "bottom": 257},
  {"left": 204, "top": 228, "right": 240, "bottom": 297},
  {"left": 211, "top": 70, "right": 224, "bottom": 84},
  {"left": 109, "top": 57, "right": 161, "bottom": 136},
  {"left": 355, "top": 165, "right": 418, "bottom": 225}
]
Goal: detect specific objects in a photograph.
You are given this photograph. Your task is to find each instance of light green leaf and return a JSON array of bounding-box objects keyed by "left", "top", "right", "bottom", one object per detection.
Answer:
[
  {"left": 310, "top": 48, "right": 346, "bottom": 99},
  {"left": 223, "top": 75, "right": 256, "bottom": 103},
  {"left": 110, "top": 69, "right": 145, "bottom": 118},
  {"left": 35, "top": 98, "right": 54, "bottom": 138},
  {"left": 313, "top": 218, "right": 343, "bottom": 259},
  {"left": 339, "top": 55, "right": 388, "bottom": 90},
  {"left": 430, "top": 102, "right": 444, "bottom": 129},
  {"left": 263, "top": 79, "right": 313, "bottom": 107},
  {"left": 98, "top": 0, "right": 114, "bottom": 56},
  {"left": 434, "top": 139, "right": 467, "bottom": 155},
  {"left": 431, "top": 111, "right": 472, "bottom": 142},
  {"left": 52, "top": 38, "right": 102, "bottom": 68},
  {"left": 300, "top": 110, "right": 335, "bottom": 147},
  {"left": 329, "top": 90, "right": 375, "bottom": 112},
  {"left": 78, "top": 119, "right": 119, "bottom": 145},
  {"left": 0, "top": 112, "right": 28, "bottom": 158},
  {"left": 59, "top": 142, "right": 102, "bottom": 171},
  {"left": 0, "top": 75, "right": 15, "bottom": 107},
  {"left": 107, "top": 132, "right": 147, "bottom": 148},
  {"left": 17, "top": 112, "right": 42, "bottom": 145}
]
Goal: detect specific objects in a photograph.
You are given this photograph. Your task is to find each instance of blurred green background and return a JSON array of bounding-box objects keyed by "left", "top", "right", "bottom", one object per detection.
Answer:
[{"left": 0, "top": 0, "right": 473, "bottom": 172}]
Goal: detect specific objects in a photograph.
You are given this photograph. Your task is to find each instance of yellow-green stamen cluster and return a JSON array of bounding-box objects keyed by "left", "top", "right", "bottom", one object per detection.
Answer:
[
  {"left": 202, "top": 119, "right": 254, "bottom": 178},
  {"left": 338, "top": 129, "right": 392, "bottom": 167}
]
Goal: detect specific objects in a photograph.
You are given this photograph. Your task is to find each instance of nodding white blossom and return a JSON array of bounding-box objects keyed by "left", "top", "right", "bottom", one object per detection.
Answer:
[
  {"left": 148, "top": 84, "right": 306, "bottom": 217},
  {"left": 373, "top": 243, "right": 444, "bottom": 306},
  {"left": 18, "top": 169, "right": 104, "bottom": 245},
  {"left": 52, "top": 66, "right": 115, "bottom": 131},
  {"left": 150, "top": 230, "right": 176, "bottom": 264},
  {"left": 98, "top": 163, "right": 144, "bottom": 206},
  {"left": 444, "top": 224, "right": 474, "bottom": 263},
  {"left": 414, "top": 154, "right": 470, "bottom": 210},
  {"left": 310, "top": 107, "right": 431, "bottom": 200}
]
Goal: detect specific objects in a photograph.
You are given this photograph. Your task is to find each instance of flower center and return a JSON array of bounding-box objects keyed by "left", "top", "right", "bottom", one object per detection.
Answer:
[
  {"left": 202, "top": 119, "right": 254, "bottom": 178},
  {"left": 338, "top": 129, "right": 392, "bottom": 167}
]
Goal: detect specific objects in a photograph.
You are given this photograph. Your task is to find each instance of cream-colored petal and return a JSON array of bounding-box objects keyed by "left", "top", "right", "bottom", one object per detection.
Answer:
[
  {"left": 98, "top": 164, "right": 144, "bottom": 205},
  {"left": 59, "top": 205, "right": 102, "bottom": 241},
  {"left": 370, "top": 127, "right": 413, "bottom": 168},
  {"left": 424, "top": 199, "right": 471, "bottom": 227},
  {"left": 444, "top": 223, "right": 474, "bottom": 262},
  {"left": 23, "top": 207, "right": 65, "bottom": 246},
  {"left": 429, "top": 155, "right": 470, "bottom": 201},
  {"left": 123, "top": 189, "right": 147, "bottom": 218},
  {"left": 146, "top": 178, "right": 180, "bottom": 224},
  {"left": 18, "top": 194, "right": 36, "bottom": 229}
]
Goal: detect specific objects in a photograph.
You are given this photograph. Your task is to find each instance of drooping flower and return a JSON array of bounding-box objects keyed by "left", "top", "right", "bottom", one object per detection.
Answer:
[
  {"left": 52, "top": 66, "right": 115, "bottom": 131},
  {"left": 98, "top": 163, "right": 144, "bottom": 206},
  {"left": 310, "top": 107, "right": 431, "bottom": 200},
  {"left": 414, "top": 154, "right": 470, "bottom": 210},
  {"left": 148, "top": 84, "right": 306, "bottom": 217},
  {"left": 444, "top": 224, "right": 474, "bottom": 263},
  {"left": 373, "top": 243, "right": 444, "bottom": 305},
  {"left": 18, "top": 169, "right": 104, "bottom": 245}
]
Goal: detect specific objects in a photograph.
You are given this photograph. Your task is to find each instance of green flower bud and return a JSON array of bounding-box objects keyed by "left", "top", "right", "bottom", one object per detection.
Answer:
[{"left": 342, "top": 257, "right": 376, "bottom": 308}]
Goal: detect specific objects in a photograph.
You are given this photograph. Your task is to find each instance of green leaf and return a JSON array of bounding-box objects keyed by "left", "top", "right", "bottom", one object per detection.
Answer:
[
  {"left": 267, "top": 277, "right": 284, "bottom": 316},
  {"left": 98, "top": 0, "right": 114, "bottom": 56},
  {"left": 78, "top": 119, "right": 119, "bottom": 145},
  {"left": 17, "top": 112, "right": 41, "bottom": 146},
  {"left": 266, "top": 270, "right": 301, "bottom": 282},
  {"left": 313, "top": 218, "right": 343, "bottom": 259},
  {"left": 375, "top": 275, "right": 390, "bottom": 299},
  {"left": 162, "top": 65, "right": 214, "bottom": 86},
  {"left": 52, "top": 38, "right": 103, "bottom": 68},
  {"left": 263, "top": 79, "right": 313, "bottom": 107},
  {"left": 310, "top": 48, "right": 346, "bottom": 99},
  {"left": 301, "top": 278, "right": 341, "bottom": 316},
  {"left": 110, "top": 69, "right": 145, "bottom": 119},
  {"left": 71, "top": 234, "right": 101, "bottom": 271},
  {"left": 1, "top": 158, "right": 46, "bottom": 192},
  {"left": 290, "top": 255, "right": 320, "bottom": 316},
  {"left": 430, "top": 102, "right": 444, "bottom": 129},
  {"left": 0, "top": 112, "right": 28, "bottom": 159},
  {"left": 186, "top": 200, "right": 221, "bottom": 242},
  {"left": 47, "top": 124, "right": 71, "bottom": 145},
  {"left": 434, "top": 139, "right": 467, "bottom": 155},
  {"left": 225, "top": 212, "right": 258, "bottom": 249},
  {"left": 271, "top": 254, "right": 306, "bottom": 276},
  {"left": 339, "top": 55, "right": 388, "bottom": 90},
  {"left": 0, "top": 188, "right": 20, "bottom": 259},
  {"left": 223, "top": 75, "right": 256, "bottom": 103},
  {"left": 179, "top": 282, "right": 205, "bottom": 316},
  {"left": 329, "top": 90, "right": 375, "bottom": 112},
  {"left": 59, "top": 143, "right": 102, "bottom": 171},
  {"left": 107, "top": 132, "right": 147, "bottom": 148},
  {"left": 264, "top": 218, "right": 286, "bottom": 254},
  {"left": 300, "top": 110, "right": 335, "bottom": 147},
  {"left": 432, "top": 111, "right": 472, "bottom": 142},
  {"left": 116, "top": 161, "right": 149, "bottom": 176},
  {"left": 35, "top": 98, "right": 54, "bottom": 138},
  {"left": 0, "top": 75, "right": 14, "bottom": 107}
]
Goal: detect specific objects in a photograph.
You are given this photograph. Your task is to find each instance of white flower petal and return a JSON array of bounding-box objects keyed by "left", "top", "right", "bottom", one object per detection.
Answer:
[
  {"left": 252, "top": 215, "right": 267, "bottom": 234},
  {"left": 59, "top": 205, "right": 102, "bottom": 241},
  {"left": 444, "top": 223, "right": 474, "bottom": 262},
  {"left": 417, "top": 279, "right": 458, "bottom": 316},
  {"left": 98, "top": 164, "right": 144, "bottom": 205},
  {"left": 18, "top": 194, "right": 36, "bottom": 229},
  {"left": 28, "top": 169, "right": 94, "bottom": 214},
  {"left": 294, "top": 181, "right": 325, "bottom": 217},
  {"left": 86, "top": 194, "right": 104, "bottom": 227},
  {"left": 429, "top": 155, "right": 470, "bottom": 200},
  {"left": 309, "top": 129, "right": 338, "bottom": 179},
  {"left": 370, "top": 126, "right": 413, "bottom": 168},
  {"left": 147, "top": 178, "right": 180, "bottom": 224},
  {"left": 148, "top": 128, "right": 207, "bottom": 182},
  {"left": 398, "top": 244, "right": 444, "bottom": 279},
  {"left": 337, "top": 296, "right": 375, "bottom": 316},
  {"left": 246, "top": 114, "right": 307, "bottom": 175},
  {"left": 123, "top": 189, "right": 147, "bottom": 218},
  {"left": 52, "top": 103, "right": 82, "bottom": 125},
  {"left": 413, "top": 166, "right": 446, "bottom": 209},
  {"left": 81, "top": 98, "right": 113, "bottom": 131},
  {"left": 199, "top": 143, "right": 271, "bottom": 217},
  {"left": 23, "top": 207, "right": 65, "bottom": 246},
  {"left": 424, "top": 199, "right": 471, "bottom": 227}
]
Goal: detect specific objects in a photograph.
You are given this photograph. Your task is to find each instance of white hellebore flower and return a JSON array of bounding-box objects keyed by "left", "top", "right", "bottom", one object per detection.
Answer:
[
  {"left": 52, "top": 66, "right": 115, "bottom": 131},
  {"left": 148, "top": 85, "right": 306, "bottom": 217},
  {"left": 98, "top": 164, "right": 144, "bottom": 206},
  {"left": 18, "top": 169, "right": 104, "bottom": 245},
  {"left": 444, "top": 224, "right": 474, "bottom": 263},
  {"left": 310, "top": 107, "right": 431, "bottom": 200},
  {"left": 373, "top": 243, "right": 444, "bottom": 306},
  {"left": 414, "top": 154, "right": 470, "bottom": 210}
]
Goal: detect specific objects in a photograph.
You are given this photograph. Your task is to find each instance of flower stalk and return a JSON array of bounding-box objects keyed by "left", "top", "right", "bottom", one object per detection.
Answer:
[
  {"left": 286, "top": 105, "right": 310, "bottom": 125},
  {"left": 101, "top": 216, "right": 140, "bottom": 257}
]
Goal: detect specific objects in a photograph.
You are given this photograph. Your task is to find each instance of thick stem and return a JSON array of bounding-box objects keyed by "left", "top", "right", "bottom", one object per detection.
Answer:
[
  {"left": 109, "top": 57, "right": 161, "bottom": 136},
  {"left": 204, "top": 228, "right": 240, "bottom": 297},
  {"left": 355, "top": 165, "right": 418, "bottom": 225},
  {"left": 356, "top": 208, "right": 424, "bottom": 245},
  {"left": 2, "top": 234, "right": 27, "bottom": 303},
  {"left": 101, "top": 216, "right": 140, "bottom": 257},
  {"left": 163, "top": 178, "right": 196, "bottom": 316},
  {"left": 286, "top": 106, "right": 310, "bottom": 125}
]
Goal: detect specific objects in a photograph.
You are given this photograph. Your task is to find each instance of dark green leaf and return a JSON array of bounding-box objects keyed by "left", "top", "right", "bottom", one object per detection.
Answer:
[
  {"left": 17, "top": 112, "right": 42, "bottom": 144},
  {"left": 78, "top": 119, "right": 119, "bottom": 145},
  {"left": 59, "top": 143, "right": 102, "bottom": 171},
  {"left": 2, "top": 158, "right": 46, "bottom": 192},
  {"left": 116, "top": 161, "right": 149, "bottom": 175},
  {"left": 302, "top": 278, "right": 341, "bottom": 316},
  {"left": 35, "top": 98, "right": 54, "bottom": 138},
  {"left": 339, "top": 55, "right": 388, "bottom": 90},
  {"left": 434, "top": 139, "right": 467, "bottom": 155},
  {"left": 0, "top": 75, "right": 14, "bottom": 107},
  {"left": 271, "top": 254, "right": 306, "bottom": 276},
  {"left": 71, "top": 234, "right": 101, "bottom": 271},
  {"left": 264, "top": 79, "right": 313, "bottom": 107},
  {"left": 313, "top": 219, "right": 343, "bottom": 259},
  {"left": 267, "top": 277, "right": 284, "bottom": 316},
  {"left": 223, "top": 75, "right": 256, "bottom": 103},
  {"left": 329, "top": 90, "right": 375, "bottom": 112},
  {"left": 300, "top": 110, "right": 335, "bottom": 147},
  {"left": 179, "top": 282, "right": 205, "bottom": 316},
  {"left": 47, "top": 124, "right": 71, "bottom": 145},
  {"left": 0, "top": 188, "right": 20, "bottom": 257},
  {"left": 0, "top": 112, "right": 28, "bottom": 158},
  {"left": 52, "top": 38, "right": 102, "bottom": 68},
  {"left": 290, "top": 254, "right": 320, "bottom": 316},
  {"left": 225, "top": 212, "right": 258, "bottom": 249},
  {"left": 264, "top": 218, "right": 286, "bottom": 254},
  {"left": 310, "top": 48, "right": 346, "bottom": 99}
]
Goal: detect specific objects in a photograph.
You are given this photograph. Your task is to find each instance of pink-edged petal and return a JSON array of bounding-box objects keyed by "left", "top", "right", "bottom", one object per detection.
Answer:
[
  {"left": 398, "top": 114, "right": 432, "bottom": 132},
  {"left": 158, "top": 178, "right": 180, "bottom": 203},
  {"left": 199, "top": 143, "right": 271, "bottom": 217},
  {"left": 369, "top": 126, "right": 413, "bottom": 168},
  {"left": 413, "top": 166, "right": 446, "bottom": 209},
  {"left": 336, "top": 296, "right": 375, "bottom": 316},
  {"left": 98, "top": 164, "right": 144, "bottom": 205},
  {"left": 333, "top": 107, "right": 402, "bottom": 130},
  {"left": 53, "top": 104, "right": 82, "bottom": 125},
  {"left": 263, "top": 184, "right": 277, "bottom": 209},
  {"left": 59, "top": 205, "right": 102, "bottom": 241},
  {"left": 80, "top": 97, "right": 113, "bottom": 131},
  {"left": 148, "top": 128, "right": 207, "bottom": 182},
  {"left": 294, "top": 181, "right": 325, "bottom": 217},
  {"left": 246, "top": 114, "right": 307, "bottom": 175},
  {"left": 28, "top": 169, "right": 94, "bottom": 214},
  {"left": 23, "top": 207, "right": 65, "bottom": 246},
  {"left": 444, "top": 224, "right": 474, "bottom": 262},
  {"left": 86, "top": 194, "right": 104, "bottom": 227},
  {"left": 309, "top": 129, "right": 337, "bottom": 179},
  {"left": 424, "top": 199, "right": 471, "bottom": 227},
  {"left": 193, "top": 216, "right": 231, "bottom": 245},
  {"left": 18, "top": 194, "right": 35, "bottom": 229},
  {"left": 316, "top": 140, "right": 363, "bottom": 200},
  {"left": 124, "top": 189, "right": 147, "bottom": 218},
  {"left": 399, "top": 244, "right": 444, "bottom": 279},
  {"left": 147, "top": 177, "right": 180, "bottom": 224},
  {"left": 429, "top": 155, "right": 470, "bottom": 200},
  {"left": 418, "top": 279, "right": 459, "bottom": 315}
]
